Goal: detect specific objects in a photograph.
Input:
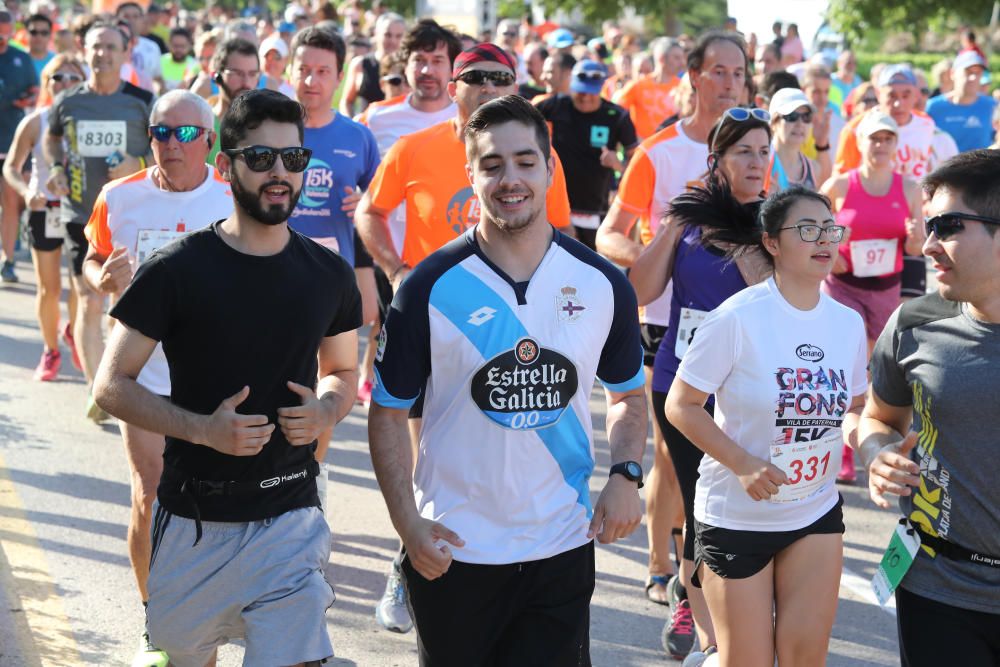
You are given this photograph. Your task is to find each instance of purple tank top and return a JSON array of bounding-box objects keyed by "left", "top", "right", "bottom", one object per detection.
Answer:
[{"left": 651, "top": 226, "right": 748, "bottom": 394}]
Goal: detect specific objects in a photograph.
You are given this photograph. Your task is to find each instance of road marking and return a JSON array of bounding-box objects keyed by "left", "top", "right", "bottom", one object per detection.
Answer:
[
  {"left": 841, "top": 565, "right": 896, "bottom": 617},
  {"left": 0, "top": 453, "right": 82, "bottom": 664}
]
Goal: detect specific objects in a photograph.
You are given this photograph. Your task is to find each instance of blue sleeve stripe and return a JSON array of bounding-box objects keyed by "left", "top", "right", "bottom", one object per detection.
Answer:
[
  {"left": 370, "top": 367, "right": 418, "bottom": 410},
  {"left": 600, "top": 365, "right": 645, "bottom": 393}
]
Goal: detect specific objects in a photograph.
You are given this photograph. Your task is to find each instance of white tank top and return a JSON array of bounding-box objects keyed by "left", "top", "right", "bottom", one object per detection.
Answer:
[{"left": 28, "top": 108, "right": 55, "bottom": 202}]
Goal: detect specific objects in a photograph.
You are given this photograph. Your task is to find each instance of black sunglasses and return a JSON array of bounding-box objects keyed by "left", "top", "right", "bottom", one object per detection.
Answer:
[
  {"left": 782, "top": 110, "right": 812, "bottom": 123},
  {"left": 29, "top": 29, "right": 51, "bottom": 36},
  {"left": 860, "top": 96, "right": 878, "bottom": 105},
  {"left": 149, "top": 124, "right": 208, "bottom": 143},
  {"left": 51, "top": 72, "right": 83, "bottom": 83},
  {"left": 455, "top": 70, "right": 515, "bottom": 87},
  {"left": 576, "top": 70, "right": 604, "bottom": 81},
  {"left": 924, "top": 212, "right": 1000, "bottom": 241},
  {"left": 382, "top": 74, "right": 403, "bottom": 86},
  {"left": 223, "top": 146, "right": 312, "bottom": 172}
]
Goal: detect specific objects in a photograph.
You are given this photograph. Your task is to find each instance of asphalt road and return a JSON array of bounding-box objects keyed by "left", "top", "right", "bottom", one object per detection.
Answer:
[{"left": 0, "top": 264, "right": 902, "bottom": 666}]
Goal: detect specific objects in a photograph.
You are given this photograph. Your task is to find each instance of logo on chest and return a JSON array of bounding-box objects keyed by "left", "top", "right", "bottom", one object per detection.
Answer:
[
  {"left": 471, "top": 336, "right": 579, "bottom": 430},
  {"left": 556, "top": 286, "right": 586, "bottom": 322}
]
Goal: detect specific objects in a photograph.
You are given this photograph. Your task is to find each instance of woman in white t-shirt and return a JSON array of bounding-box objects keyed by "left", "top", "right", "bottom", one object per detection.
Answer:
[{"left": 665, "top": 186, "right": 868, "bottom": 667}]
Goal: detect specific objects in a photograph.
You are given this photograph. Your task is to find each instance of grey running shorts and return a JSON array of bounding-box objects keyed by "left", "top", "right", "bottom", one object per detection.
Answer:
[{"left": 146, "top": 503, "right": 335, "bottom": 666}]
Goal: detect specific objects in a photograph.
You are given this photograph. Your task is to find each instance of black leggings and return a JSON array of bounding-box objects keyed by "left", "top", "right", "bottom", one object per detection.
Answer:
[
  {"left": 651, "top": 389, "right": 712, "bottom": 562},
  {"left": 896, "top": 586, "right": 1000, "bottom": 666}
]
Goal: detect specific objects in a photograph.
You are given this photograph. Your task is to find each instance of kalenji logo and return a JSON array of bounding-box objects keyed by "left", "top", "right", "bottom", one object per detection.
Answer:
[
  {"left": 260, "top": 477, "right": 280, "bottom": 489},
  {"left": 796, "top": 344, "right": 825, "bottom": 363}
]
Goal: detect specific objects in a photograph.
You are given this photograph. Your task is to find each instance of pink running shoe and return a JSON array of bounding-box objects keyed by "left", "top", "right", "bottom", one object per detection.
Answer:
[
  {"left": 34, "top": 349, "right": 61, "bottom": 382},
  {"left": 837, "top": 444, "right": 857, "bottom": 484},
  {"left": 357, "top": 379, "right": 373, "bottom": 406},
  {"left": 63, "top": 323, "right": 82, "bottom": 371}
]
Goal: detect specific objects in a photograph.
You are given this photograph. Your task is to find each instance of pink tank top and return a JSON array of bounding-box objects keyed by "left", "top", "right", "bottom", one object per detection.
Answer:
[{"left": 835, "top": 169, "right": 909, "bottom": 277}]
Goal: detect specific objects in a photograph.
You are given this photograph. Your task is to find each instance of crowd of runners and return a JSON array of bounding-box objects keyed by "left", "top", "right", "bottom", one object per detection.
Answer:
[{"left": 0, "top": 2, "right": 998, "bottom": 665}]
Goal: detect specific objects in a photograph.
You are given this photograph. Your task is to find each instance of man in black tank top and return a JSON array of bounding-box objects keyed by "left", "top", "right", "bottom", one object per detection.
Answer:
[{"left": 340, "top": 13, "right": 405, "bottom": 116}]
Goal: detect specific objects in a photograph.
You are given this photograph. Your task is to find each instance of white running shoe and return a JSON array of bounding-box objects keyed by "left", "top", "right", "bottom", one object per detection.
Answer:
[
  {"left": 681, "top": 645, "right": 718, "bottom": 667},
  {"left": 375, "top": 559, "right": 413, "bottom": 633}
]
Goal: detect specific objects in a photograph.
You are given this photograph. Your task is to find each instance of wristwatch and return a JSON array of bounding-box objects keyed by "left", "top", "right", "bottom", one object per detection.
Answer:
[{"left": 609, "top": 461, "right": 644, "bottom": 488}]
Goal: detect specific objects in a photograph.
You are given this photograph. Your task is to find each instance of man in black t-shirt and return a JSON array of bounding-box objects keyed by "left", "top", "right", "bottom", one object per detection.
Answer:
[
  {"left": 93, "top": 89, "right": 362, "bottom": 667},
  {"left": 536, "top": 59, "right": 637, "bottom": 250}
]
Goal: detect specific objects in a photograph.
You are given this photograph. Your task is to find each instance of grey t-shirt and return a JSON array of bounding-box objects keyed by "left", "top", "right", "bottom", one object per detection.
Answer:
[
  {"left": 48, "top": 81, "right": 153, "bottom": 225},
  {"left": 870, "top": 292, "right": 1000, "bottom": 614}
]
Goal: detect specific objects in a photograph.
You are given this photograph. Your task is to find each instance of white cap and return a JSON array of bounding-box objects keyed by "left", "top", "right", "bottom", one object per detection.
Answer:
[
  {"left": 953, "top": 50, "right": 988, "bottom": 73},
  {"left": 284, "top": 4, "right": 308, "bottom": 23},
  {"left": 259, "top": 34, "right": 288, "bottom": 61},
  {"left": 769, "top": 87, "right": 815, "bottom": 117},
  {"left": 857, "top": 109, "right": 898, "bottom": 137}
]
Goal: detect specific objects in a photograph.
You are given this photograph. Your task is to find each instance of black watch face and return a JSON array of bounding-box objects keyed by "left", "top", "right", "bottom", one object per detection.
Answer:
[{"left": 625, "top": 461, "right": 642, "bottom": 479}]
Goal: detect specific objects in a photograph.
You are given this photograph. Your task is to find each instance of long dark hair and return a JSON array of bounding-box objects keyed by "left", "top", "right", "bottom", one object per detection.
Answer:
[{"left": 665, "top": 112, "right": 771, "bottom": 251}]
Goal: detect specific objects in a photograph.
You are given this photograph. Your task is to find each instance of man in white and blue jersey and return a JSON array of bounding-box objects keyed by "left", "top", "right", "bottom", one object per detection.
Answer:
[{"left": 368, "top": 94, "right": 648, "bottom": 665}]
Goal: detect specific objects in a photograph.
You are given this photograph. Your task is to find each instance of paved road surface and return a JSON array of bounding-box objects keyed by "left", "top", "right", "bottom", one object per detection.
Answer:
[{"left": 0, "top": 266, "right": 902, "bottom": 666}]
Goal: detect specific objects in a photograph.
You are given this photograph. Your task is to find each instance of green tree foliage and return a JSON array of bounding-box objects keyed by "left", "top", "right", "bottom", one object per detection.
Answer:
[
  {"left": 531, "top": 0, "right": 727, "bottom": 37},
  {"left": 829, "top": 0, "right": 992, "bottom": 47}
]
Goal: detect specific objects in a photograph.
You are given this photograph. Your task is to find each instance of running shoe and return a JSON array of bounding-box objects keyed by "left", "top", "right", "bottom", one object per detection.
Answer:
[
  {"left": 34, "top": 349, "right": 61, "bottom": 382},
  {"left": 681, "top": 645, "right": 717, "bottom": 667},
  {"left": 357, "top": 379, "right": 373, "bottom": 406},
  {"left": 63, "top": 323, "right": 82, "bottom": 371},
  {"left": 375, "top": 558, "right": 413, "bottom": 633},
  {"left": 85, "top": 393, "right": 109, "bottom": 423},
  {"left": 666, "top": 573, "right": 682, "bottom": 608},
  {"left": 662, "top": 598, "right": 696, "bottom": 659},
  {"left": 131, "top": 631, "right": 169, "bottom": 667},
  {"left": 837, "top": 444, "right": 857, "bottom": 484},
  {"left": 0, "top": 260, "right": 17, "bottom": 283}
]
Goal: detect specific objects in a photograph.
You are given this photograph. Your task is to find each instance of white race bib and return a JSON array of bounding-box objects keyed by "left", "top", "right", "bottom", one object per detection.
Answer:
[
  {"left": 76, "top": 120, "right": 127, "bottom": 158},
  {"left": 850, "top": 239, "right": 897, "bottom": 278},
  {"left": 674, "top": 307, "right": 708, "bottom": 359},
  {"left": 311, "top": 236, "right": 340, "bottom": 253},
  {"left": 769, "top": 428, "right": 841, "bottom": 503},
  {"left": 135, "top": 229, "right": 185, "bottom": 265},
  {"left": 44, "top": 204, "right": 64, "bottom": 239}
]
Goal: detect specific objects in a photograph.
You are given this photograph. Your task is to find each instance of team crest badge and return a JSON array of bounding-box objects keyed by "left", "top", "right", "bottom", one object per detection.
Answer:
[{"left": 556, "top": 286, "right": 586, "bottom": 322}]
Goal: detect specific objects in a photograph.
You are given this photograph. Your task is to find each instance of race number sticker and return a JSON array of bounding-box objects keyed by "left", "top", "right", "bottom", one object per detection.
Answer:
[
  {"left": 135, "top": 229, "right": 185, "bottom": 264},
  {"left": 674, "top": 307, "right": 708, "bottom": 359},
  {"left": 872, "top": 521, "right": 921, "bottom": 606},
  {"left": 311, "top": 237, "right": 340, "bottom": 253},
  {"left": 76, "top": 120, "right": 127, "bottom": 158},
  {"left": 850, "top": 239, "right": 896, "bottom": 278},
  {"left": 769, "top": 428, "right": 841, "bottom": 503},
  {"left": 44, "top": 204, "right": 63, "bottom": 239}
]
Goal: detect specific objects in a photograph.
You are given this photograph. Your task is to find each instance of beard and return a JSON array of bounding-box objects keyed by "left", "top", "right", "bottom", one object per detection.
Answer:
[
  {"left": 480, "top": 191, "right": 539, "bottom": 235},
  {"left": 231, "top": 168, "right": 302, "bottom": 226}
]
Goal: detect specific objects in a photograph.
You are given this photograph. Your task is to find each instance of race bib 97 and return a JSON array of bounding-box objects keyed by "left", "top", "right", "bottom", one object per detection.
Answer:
[
  {"left": 850, "top": 239, "right": 897, "bottom": 278},
  {"left": 76, "top": 120, "right": 127, "bottom": 158}
]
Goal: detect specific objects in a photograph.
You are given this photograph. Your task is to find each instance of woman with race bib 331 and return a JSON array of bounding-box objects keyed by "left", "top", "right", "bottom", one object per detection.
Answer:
[
  {"left": 819, "top": 110, "right": 923, "bottom": 483},
  {"left": 629, "top": 107, "right": 773, "bottom": 664},
  {"left": 665, "top": 186, "right": 868, "bottom": 667}
]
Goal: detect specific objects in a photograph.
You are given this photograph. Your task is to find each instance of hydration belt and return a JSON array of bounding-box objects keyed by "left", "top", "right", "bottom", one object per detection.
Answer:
[
  {"left": 166, "top": 459, "right": 320, "bottom": 546},
  {"left": 909, "top": 520, "right": 1000, "bottom": 569}
]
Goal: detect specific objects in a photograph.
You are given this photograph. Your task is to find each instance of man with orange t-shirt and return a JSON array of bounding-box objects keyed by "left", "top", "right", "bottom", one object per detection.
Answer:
[
  {"left": 356, "top": 43, "right": 571, "bottom": 290},
  {"left": 81, "top": 90, "right": 233, "bottom": 667},
  {"left": 613, "top": 37, "right": 685, "bottom": 139}
]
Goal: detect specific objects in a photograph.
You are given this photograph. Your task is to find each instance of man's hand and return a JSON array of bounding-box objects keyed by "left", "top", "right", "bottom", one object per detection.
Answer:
[
  {"left": 277, "top": 381, "right": 334, "bottom": 445},
  {"left": 47, "top": 168, "right": 69, "bottom": 197},
  {"left": 201, "top": 386, "right": 274, "bottom": 456},
  {"left": 25, "top": 188, "right": 47, "bottom": 210},
  {"left": 341, "top": 186, "right": 362, "bottom": 218},
  {"left": 599, "top": 146, "right": 623, "bottom": 171},
  {"left": 813, "top": 107, "right": 832, "bottom": 146},
  {"left": 97, "top": 247, "right": 133, "bottom": 294},
  {"left": 868, "top": 431, "right": 920, "bottom": 509},
  {"left": 588, "top": 474, "right": 642, "bottom": 544},
  {"left": 399, "top": 516, "right": 465, "bottom": 580},
  {"left": 733, "top": 452, "right": 788, "bottom": 501},
  {"left": 108, "top": 154, "right": 143, "bottom": 180}
]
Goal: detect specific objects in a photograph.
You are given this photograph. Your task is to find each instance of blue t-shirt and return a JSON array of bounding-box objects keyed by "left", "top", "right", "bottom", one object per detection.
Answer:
[
  {"left": 32, "top": 51, "right": 54, "bottom": 78},
  {"left": 926, "top": 94, "right": 996, "bottom": 153},
  {"left": 289, "top": 112, "right": 380, "bottom": 266},
  {"left": 0, "top": 45, "right": 40, "bottom": 155}
]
